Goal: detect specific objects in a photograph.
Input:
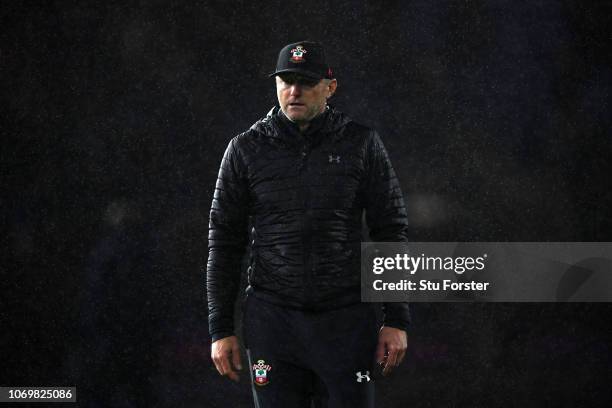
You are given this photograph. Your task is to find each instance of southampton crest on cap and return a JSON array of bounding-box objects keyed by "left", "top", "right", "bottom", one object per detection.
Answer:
[
  {"left": 290, "top": 45, "right": 307, "bottom": 63},
  {"left": 252, "top": 359, "right": 272, "bottom": 386}
]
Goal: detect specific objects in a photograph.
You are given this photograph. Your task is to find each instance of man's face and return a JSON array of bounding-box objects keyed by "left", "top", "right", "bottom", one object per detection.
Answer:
[{"left": 276, "top": 73, "right": 337, "bottom": 124}]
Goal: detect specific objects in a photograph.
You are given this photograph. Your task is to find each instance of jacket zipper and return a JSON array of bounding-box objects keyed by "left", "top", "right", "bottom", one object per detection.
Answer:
[{"left": 299, "top": 143, "right": 314, "bottom": 306}]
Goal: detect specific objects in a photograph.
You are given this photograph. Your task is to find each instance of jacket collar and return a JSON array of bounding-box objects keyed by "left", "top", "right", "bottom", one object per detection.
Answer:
[
  {"left": 250, "top": 105, "right": 352, "bottom": 144},
  {"left": 277, "top": 107, "right": 329, "bottom": 138}
]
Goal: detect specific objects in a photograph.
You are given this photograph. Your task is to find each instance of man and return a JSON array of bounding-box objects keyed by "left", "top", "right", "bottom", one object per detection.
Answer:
[{"left": 207, "top": 41, "right": 410, "bottom": 407}]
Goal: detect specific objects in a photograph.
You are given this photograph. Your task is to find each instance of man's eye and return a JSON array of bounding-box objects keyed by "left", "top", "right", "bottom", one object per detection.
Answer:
[
  {"left": 281, "top": 76, "right": 318, "bottom": 87},
  {"left": 299, "top": 79, "right": 318, "bottom": 87}
]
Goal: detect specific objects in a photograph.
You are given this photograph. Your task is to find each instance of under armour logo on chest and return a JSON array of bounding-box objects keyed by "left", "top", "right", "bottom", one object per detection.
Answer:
[
  {"left": 355, "top": 371, "right": 370, "bottom": 382},
  {"left": 328, "top": 154, "right": 341, "bottom": 163}
]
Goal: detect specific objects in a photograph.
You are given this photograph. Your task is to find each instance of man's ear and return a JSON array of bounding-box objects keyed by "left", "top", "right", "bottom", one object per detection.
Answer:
[{"left": 328, "top": 79, "right": 338, "bottom": 98}]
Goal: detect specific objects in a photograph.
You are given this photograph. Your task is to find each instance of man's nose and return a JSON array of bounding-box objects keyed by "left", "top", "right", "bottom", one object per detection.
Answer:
[{"left": 289, "top": 84, "right": 302, "bottom": 95}]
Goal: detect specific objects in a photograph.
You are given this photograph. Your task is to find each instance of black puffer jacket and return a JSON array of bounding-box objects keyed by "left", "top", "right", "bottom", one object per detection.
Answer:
[{"left": 207, "top": 106, "right": 410, "bottom": 341}]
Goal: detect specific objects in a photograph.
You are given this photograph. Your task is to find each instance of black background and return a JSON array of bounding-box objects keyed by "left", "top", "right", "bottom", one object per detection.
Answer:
[{"left": 3, "top": 1, "right": 611, "bottom": 407}]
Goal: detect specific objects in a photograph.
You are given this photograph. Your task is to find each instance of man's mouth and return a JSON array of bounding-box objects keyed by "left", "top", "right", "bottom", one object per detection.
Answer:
[{"left": 288, "top": 102, "right": 304, "bottom": 107}]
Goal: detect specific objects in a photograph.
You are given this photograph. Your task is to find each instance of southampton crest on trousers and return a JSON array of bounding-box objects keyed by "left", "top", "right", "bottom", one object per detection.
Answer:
[{"left": 252, "top": 359, "right": 272, "bottom": 386}]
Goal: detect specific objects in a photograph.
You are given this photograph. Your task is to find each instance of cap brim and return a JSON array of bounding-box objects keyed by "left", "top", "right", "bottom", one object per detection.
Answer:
[{"left": 268, "top": 68, "right": 323, "bottom": 80}]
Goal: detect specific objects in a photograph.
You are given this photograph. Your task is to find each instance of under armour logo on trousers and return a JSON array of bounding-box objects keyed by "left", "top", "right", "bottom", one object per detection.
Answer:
[
  {"left": 328, "top": 154, "right": 341, "bottom": 163},
  {"left": 355, "top": 371, "right": 370, "bottom": 382}
]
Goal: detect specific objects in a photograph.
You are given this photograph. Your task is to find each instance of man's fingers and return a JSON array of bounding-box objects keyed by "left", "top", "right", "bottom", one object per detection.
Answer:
[
  {"left": 211, "top": 336, "right": 241, "bottom": 382},
  {"left": 227, "top": 369, "right": 240, "bottom": 382},
  {"left": 400, "top": 338, "right": 408, "bottom": 364},
  {"left": 377, "top": 327, "right": 408, "bottom": 376},
  {"left": 231, "top": 343, "right": 243, "bottom": 371},
  {"left": 212, "top": 350, "right": 226, "bottom": 376},
  {"left": 383, "top": 346, "right": 398, "bottom": 376},
  {"left": 211, "top": 348, "right": 224, "bottom": 376},
  {"left": 384, "top": 343, "right": 408, "bottom": 375},
  {"left": 213, "top": 347, "right": 236, "bottom": 378},
  {"left": 397, "top": 349, "right": 406, "bottom": 365},
  {"left": 220, "top": 354, "right": 241, "bottom": 382},
  {"left": 393, "top": 351, "right": 405, "bottom": 370},
  {"left": 219, "top": 352, "right": 234, "bottom": 377},
  {"left": 212, "top": 359, "right": 223, "bottom": 376},
  {"left": 375, "top": 340, "right": 386, "bottom": 364}
]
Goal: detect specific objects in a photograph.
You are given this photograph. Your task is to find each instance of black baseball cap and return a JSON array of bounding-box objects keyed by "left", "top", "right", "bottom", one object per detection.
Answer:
[{"left": 269, "top": 41, "right": 334, "bottom": 80}]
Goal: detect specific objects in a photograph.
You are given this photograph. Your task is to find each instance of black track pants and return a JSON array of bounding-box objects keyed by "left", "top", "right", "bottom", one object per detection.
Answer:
[{"left": 243, "top": 294, "right": 379, "bottom": 408}]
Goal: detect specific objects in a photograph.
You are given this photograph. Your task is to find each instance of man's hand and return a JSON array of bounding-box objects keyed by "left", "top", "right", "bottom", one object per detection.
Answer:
[
  {"left": 375, "top": 326, "right": 408, "bottom": 376},
  {"left": 211, "top": 335, "right": 242, "bottom": 382}
]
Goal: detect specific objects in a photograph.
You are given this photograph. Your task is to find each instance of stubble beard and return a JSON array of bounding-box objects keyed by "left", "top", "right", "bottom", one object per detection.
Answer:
[{"left": 284, "top": 102, "right": 325, "bottom": 126}]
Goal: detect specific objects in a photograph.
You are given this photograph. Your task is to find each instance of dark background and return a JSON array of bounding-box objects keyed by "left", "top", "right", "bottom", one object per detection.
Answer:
[{"left": 2, "top": 1, "right": 611, "bottom": 407}]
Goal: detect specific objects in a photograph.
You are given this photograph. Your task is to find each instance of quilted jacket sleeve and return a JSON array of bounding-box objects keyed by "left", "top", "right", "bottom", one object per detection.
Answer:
[
  {"left": 206, "top": 137, "right": 249, "bottom": 342},
  {"left": 363, "top": 130, "right": 411, "bottom": 332}
]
